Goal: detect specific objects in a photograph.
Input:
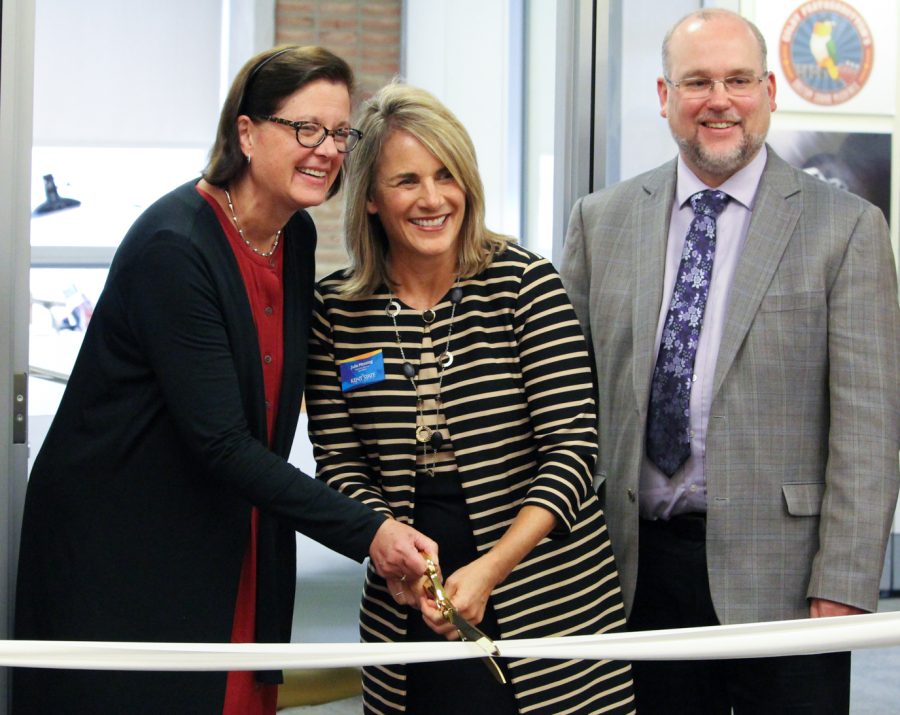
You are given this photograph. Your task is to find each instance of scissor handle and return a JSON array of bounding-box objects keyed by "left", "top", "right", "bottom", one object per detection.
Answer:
[{"left": 423, "top": 555, "right": 455, "bottom": 622}]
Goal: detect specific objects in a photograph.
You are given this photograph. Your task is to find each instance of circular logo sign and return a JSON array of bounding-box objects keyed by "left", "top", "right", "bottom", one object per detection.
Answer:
[{"left": 779, "top": 1, "right": 873, "bottom": 106}]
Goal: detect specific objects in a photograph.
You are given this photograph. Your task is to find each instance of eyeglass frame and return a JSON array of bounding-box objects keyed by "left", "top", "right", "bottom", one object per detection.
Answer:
[
  {"left": 663, "top": 72, "right": 771, "bottom": 97},
  {"left": 260, "top": 115, "right": 363, "bottom": 153}
]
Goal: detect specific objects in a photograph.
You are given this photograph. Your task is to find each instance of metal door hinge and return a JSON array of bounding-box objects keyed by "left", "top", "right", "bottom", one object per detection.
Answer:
[{"left": 13, "top": 372, "right": 27, "bottom": 444}]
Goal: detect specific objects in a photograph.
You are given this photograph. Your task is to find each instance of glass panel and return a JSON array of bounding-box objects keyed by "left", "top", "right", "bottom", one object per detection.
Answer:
[
  {"left": 31, "top": 147, "right": 209, "bottom": 251},
  {"left": 28, "top": 267, "right": 108, "bottom": 471},
  {"left": 30, "top": 267, "right": 106, "bottom": 369},
  {"left": 523, "top": 0, "right": 558, "bottom": 258},
  {"left": 28, "top": 146, "right": 208, "bottom": 471}
]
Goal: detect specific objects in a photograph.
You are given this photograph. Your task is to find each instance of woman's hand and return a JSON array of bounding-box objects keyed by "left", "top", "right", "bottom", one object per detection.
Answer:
[
  {"left": 418, "top": 505, "right": 558, "bottom": 640},
  {"left": 419, "top": 596, "right": 459, "bottom": 639},
  {"left": 416, "top": 555, "right": 501, "bottom": 640},
  {"left": 442, "top": 556, "right": 501, "bottom": 626}
]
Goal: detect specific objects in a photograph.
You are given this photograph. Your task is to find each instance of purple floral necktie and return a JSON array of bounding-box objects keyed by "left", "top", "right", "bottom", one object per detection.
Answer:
[{"left": 646, "top": 189, "right": 730, "bottom": 477}]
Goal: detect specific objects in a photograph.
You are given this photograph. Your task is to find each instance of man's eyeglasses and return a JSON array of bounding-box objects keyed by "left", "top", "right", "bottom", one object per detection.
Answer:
[
  {"left": 261, "top": 116, "right": 363, "bottom": 153},
  {"left": 664, "top": 73, "right": 769, "bottom": 98}
]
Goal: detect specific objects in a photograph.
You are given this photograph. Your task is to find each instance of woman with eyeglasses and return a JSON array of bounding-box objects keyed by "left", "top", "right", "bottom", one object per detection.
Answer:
[
  {"left": 306, "top": 82, "right": 635, "bottom": 715},
  {"left": 14, "top": 46, "right": 437, "bottom": 715}
]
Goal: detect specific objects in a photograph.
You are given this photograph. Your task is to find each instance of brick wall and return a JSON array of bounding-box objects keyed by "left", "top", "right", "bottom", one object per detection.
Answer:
[{"left": 276, "top": 0, "right": 403, "bottom": 279}]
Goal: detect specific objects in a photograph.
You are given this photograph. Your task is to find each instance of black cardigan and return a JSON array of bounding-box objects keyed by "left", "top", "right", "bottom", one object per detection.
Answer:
[{"left": 14, "top": 180, "right": 385, "bottom": 714}]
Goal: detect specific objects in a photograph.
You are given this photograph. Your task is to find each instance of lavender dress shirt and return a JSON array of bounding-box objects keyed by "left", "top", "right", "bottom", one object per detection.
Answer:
[{"left": 639, "top": 148, "right": 768, "bottom": 520}]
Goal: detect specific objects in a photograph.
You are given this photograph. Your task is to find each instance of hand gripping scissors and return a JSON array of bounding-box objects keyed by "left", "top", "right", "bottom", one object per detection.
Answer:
[{"left": 422, "top": 555, "right": 507, "bottom": 684}]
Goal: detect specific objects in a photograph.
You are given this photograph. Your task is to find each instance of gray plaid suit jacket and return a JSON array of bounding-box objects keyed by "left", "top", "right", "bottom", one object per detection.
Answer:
[{"left": 560, "top": 147, "right": 900, "bottom": 624}]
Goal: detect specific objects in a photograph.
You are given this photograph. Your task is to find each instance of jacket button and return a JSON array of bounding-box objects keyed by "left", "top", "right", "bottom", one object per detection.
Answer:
[{"left": 627, "top": 488, "right": 636, "bottom": 502}]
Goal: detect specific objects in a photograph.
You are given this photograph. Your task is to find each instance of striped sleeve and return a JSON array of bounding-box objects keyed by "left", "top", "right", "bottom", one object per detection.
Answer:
[
  {"left": 513, "top": 254, "right": 598, "bottom": 534},
  {"left": 306, "top": 289, "right": 393, "bottom": 516}
]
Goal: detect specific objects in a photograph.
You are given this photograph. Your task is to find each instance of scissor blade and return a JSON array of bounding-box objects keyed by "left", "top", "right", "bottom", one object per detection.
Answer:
[
  {"left": 450, "top": 613, "right": 499, "bottom": 656},
  {"left": 449, "top": 612, "right": 507, "bottom": 684}
]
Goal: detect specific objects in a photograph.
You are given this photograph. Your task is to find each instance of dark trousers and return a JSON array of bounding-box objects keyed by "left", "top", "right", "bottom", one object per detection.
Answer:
[
  {"left": 628, "top": 516, "right": 851, "bottom": 715},
  {"left": 404, "top": 471, "right": 517, "bottom": 715}
]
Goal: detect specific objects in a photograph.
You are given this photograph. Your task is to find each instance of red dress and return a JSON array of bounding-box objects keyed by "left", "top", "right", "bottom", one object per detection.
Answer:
[{"left": 199, "top": 187, "right": 284, "bottom": 715}]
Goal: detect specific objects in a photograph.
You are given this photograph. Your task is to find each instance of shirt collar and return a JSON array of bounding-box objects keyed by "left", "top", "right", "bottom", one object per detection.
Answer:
[{"left": 676, "top": 144, "right": 768, "bottom": 210}]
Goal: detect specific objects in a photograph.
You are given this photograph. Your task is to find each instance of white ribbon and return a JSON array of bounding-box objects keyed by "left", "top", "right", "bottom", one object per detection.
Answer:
[{"left": 2, "top": 611, "right": 898, "bottom": 671}]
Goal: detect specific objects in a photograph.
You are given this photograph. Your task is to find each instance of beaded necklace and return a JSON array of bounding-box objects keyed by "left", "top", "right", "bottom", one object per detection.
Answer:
[
  {"left": 224, "top": 188, "right": 282, "bottom": 258},
  {"left": 386, "top": 283, "right": 463, "bottom": 476}
]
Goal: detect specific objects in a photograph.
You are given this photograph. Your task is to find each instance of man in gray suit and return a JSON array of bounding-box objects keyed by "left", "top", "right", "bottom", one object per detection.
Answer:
[{"left": 560, "top": 8, "right": 900, "bottom": 713}]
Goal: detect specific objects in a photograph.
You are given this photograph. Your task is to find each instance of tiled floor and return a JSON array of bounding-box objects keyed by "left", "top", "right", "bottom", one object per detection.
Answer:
[
  {"left": 281, "top": 597, "right": 900, "bottom": 714},
  {"left": 848, "top": 597, "right": 900, "bottom": 714},
  {"left": 281, "top": 696, "right": 361, "bottom": 714}
]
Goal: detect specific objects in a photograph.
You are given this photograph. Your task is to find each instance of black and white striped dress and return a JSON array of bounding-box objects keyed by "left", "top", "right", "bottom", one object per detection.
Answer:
[{"left": 307, "top": 244, "right": 635, "bottom": 714}]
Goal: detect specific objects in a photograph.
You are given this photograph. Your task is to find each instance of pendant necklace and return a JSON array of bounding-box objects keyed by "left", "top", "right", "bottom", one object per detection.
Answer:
[
  {"left": 386, "top": 281, "right": 463, "bottom": 476},
  {"left": 224, "top": 187, "right": 282, "bottom": 258}
]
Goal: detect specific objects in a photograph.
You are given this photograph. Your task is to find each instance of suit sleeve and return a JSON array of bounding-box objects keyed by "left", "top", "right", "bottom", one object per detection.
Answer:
[
  {"left": 515, "top": 255, "right": 598, "bottom": 535},
  {"left": 559, "top": 197, "right": 593, "bottom": 346},
  {"left": 808, "top": 203, "right": 900, "bottom": 610}
]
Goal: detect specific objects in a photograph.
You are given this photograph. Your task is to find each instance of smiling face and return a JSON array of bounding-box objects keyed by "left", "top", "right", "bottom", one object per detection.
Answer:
[
  {"left": 658, "top": 13, "right": 776, "bottom": 186},
  {"left": 239, "top": 78, "right": 350, "bottom": 212},
  {"left": 366, "top": 129, "right": 466, "bottom": 271}
]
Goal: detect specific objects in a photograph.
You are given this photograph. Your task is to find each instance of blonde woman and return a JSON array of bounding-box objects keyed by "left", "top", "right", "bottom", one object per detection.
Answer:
[{"left": 307, "top": 82, "right": 635, "bottom": 715}]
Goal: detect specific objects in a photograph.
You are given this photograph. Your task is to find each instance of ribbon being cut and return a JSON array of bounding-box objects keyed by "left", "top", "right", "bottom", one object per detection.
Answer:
[{"left": 2, "top": 611, "right": 898, "bottom": 672}]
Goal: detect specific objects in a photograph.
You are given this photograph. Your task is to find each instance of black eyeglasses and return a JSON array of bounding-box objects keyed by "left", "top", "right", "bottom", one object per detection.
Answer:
[{"left": 261, "top": 115, "right": 363, "bottom": 153}]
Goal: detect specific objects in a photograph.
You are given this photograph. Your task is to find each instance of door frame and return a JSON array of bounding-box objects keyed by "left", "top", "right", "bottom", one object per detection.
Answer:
[{"left": 0, "top": 0, "right": 36, "bottom": 711}]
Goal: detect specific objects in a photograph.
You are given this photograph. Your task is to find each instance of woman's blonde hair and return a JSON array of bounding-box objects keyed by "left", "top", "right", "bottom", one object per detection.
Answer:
[{"left": 341, "top": 81, "right": 512, "bottom": 297}]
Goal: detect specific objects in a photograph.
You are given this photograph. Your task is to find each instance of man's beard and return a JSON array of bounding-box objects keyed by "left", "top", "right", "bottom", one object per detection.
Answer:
[{"left": 674, "top": 128, "right": 766, "bottom": 181}]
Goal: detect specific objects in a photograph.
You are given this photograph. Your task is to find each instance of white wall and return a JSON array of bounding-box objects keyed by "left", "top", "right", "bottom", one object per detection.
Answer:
[
  {"left": 32, "top": 0, "right": 223, "bottom": 148},
  {"left": 614, "top": 0, "right": 696, "bottom": 182}
]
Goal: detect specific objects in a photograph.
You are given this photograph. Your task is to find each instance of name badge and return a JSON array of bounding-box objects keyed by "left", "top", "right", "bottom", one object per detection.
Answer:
[{"left": 338, "top": 349, "right": 385, "bottom": 392}]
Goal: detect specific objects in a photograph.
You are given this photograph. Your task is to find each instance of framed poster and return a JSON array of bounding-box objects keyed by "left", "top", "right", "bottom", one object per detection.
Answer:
[
  {"left": 767, "top": 129, "right": 892, "bottom": 223},
  {"left": 752, "top": 0, "right": 896, "bottom": 115}
]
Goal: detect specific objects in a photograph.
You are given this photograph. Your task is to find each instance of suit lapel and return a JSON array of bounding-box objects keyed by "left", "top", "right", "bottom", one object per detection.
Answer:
[
  {"left": 712, "top": 151, "right": 802, "bottom": 397},
  {"left": 633, "top": 161, "right": 677, "bottom": 418}
]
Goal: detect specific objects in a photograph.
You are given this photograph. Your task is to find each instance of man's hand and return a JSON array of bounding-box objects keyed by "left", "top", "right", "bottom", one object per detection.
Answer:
[
  {"left": 809, "top": 597, "right": 867, "bottom": 618},
  {"left": 369, "top": 518, "right": 437, "bottom": 582},
  {"left": 386, "top": 573, "right": 428, "bottom": 608}
]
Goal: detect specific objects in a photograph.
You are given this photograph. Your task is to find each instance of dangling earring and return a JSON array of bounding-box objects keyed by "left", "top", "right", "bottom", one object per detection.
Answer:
[{"left": 245, "top": 154, "right": 251, "bottom": 165}]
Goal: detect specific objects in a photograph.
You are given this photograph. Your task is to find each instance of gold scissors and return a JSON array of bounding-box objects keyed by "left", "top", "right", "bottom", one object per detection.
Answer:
[{"left": 422, "top": 555, "right": 507, "bottom": 684}]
